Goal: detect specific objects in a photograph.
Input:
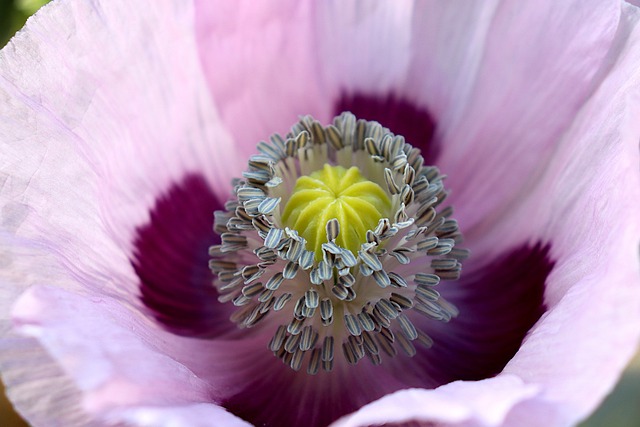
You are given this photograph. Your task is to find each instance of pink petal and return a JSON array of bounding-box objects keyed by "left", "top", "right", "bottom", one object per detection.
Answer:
[
  {"left": 3, "top": 1, "right": 639, "bottom": 426},
  {"left": 427, "top": 0, "right": 623, "bottom": 235},
  {"left": 313, "top": 1, "right": 415, "bottom": 98},
  {"left": 196, "top": 0, "right": 626, "bottom": 241},
  {"left": 12, "top": 286, "right": 209, "bottom": 406},
  {"left": 194, "top": 0, "right": 332, "bottom": 158},
  {"left": 112, "top": 404, "right": 251, "bottom": 427},
  {"left": 328, "top": 3, "right": 640, "bottom": 426},
  {"left": 9, "top": 285, "right": 248, "bottom": 425},
  {"left": 0, "top": 0, "right": 242, "bottom": 259},
  {"left": 317, "top": 0, "right": 624, "bottom": 238},
  {"left": 9, "top": 284, "right": 401, "bottom": 427},
  {"left": 400, "top": 244, "right": 553, "bottom": 387},
  {"left": 330, "top": 376, "right": 541, "bottom": 427},
  {"left": 0, "top": 0, "right": 243, "bottom": 423},
  {"left": 499, "top": 3, "right": 640, "bottom": 422}
]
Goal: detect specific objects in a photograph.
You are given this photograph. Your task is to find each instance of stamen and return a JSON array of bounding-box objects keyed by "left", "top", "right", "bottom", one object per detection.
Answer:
[{"left": 210, "top": 113, "right": 466, "bottom": 373}]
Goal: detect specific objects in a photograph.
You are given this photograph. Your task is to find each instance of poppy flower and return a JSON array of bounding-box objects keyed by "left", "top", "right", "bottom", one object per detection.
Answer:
[{"left": 1, "top": 1, "right": 639, "bottom": 426}]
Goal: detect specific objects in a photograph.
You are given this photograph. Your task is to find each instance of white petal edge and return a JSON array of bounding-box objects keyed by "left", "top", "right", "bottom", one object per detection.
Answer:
[{"left": 9, "top": 285, "right": 253, "bottom": 426}]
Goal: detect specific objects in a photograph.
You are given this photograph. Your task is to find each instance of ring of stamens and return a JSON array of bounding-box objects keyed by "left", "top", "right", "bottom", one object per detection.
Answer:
[{"left": 210, "top": 113, "right": 468, "bottom": 374}]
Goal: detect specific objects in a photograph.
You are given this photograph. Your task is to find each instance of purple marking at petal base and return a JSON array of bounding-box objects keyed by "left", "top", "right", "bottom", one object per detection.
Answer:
[
  {"left": 223, "top": 362, "right": 383, "bottom": 427},
  {"left": 334, "top": 93, "right": 439, "bottom": 163},
  {"left": 419, "top": 243, "right": 554, "bottom": 385},
  {"left": 132, "top": 174, "right": 234, "bottom": 338},
  {"left": 223, "top": 244, "right": 554, "bottom": 427}
]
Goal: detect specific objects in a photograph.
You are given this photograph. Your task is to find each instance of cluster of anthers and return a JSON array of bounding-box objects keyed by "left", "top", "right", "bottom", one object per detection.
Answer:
[{"left": 210, "top": 112, "right": 468, "bottom": 374}]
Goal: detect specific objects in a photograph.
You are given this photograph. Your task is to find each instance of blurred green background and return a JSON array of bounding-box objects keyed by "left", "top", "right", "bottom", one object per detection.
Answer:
[
  {"left": 0, "top": 0, "right": 47, "bottom": 45},
  {"left": 0, "top": 1, "right": 639, "bottom": 426}
]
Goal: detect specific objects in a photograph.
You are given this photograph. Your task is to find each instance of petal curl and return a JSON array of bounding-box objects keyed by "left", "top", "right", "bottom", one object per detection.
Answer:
[
  {"left": 330, "top": 376, "right": 540, "bottom": 427},
  {"left": 498, "top": 3, "right": 640, "bottom": 424},
  {"left": 9, "top": 285, "right": 248, "bottom": 426}
]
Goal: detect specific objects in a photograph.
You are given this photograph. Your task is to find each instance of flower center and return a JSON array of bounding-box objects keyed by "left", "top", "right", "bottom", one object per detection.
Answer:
[
  {"left": 210, "top": 113, "right": 467, "bottom": 374},
  {"left": 281, "top": 165, "right": 391, "bottom": 259}
]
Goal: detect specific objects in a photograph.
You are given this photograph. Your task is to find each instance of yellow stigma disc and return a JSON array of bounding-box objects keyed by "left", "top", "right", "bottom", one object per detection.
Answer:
[{"left": 281, "top": 164, "right": 391, "bottom": 259}]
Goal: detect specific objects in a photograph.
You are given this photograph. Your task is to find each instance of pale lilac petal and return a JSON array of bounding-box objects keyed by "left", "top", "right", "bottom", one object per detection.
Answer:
[
  {"left": 9, "top": 285, "right": 250, "bottom": 426},
  {"left": 0, "top": 0, "right": 240, "bottom": 338},
  {"left": 330, "top": 376, "right": 541, "bottom": 427},
  {"left": 0, "top": 0, "right": 243, "bottom": 423},
  {"left": 317, "top": 0, "right": 624, "bottom": 236},
  {"left": 197, "top": 0, "right": 626, "bottom": 238},
  {"left": 314, "top": 1, "right": 414, "bottom": 99},
  {"left": 0, "top": 0, "right": 242, "bottom": 257},
  {"left": 194, "top": 0, "right": 331, "bottom": 157},
  {"left": 499, "top": 4, "right": 640, "bottom": 423},
  {"left": 112, "top": 404, "right": 251, "bottom": 427},
  {"left": 10, "top": 284, "right": 400, "bottom": 427},
  {"left": 401, "top": 244, "right": 552, "bottom": 387},
  {"left": 319, "top": 0, "right": 498, "bottom": 141},
  {"left": 0, "top": 334, "right": 92, "bottom": 426},
  {"left": 416, "top": 0, "right": 623, "bottom": 234},
  {"left": 132, "top": 174, "right": 235, "bottom": 338},
  {"left": 12, "top": 287, "right": 211, "bottom": 408}
]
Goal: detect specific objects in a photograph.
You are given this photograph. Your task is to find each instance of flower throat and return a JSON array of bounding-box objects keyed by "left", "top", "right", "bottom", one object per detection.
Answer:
[{"left": 209, "top": 113, "right": 467, "bottom": 374}]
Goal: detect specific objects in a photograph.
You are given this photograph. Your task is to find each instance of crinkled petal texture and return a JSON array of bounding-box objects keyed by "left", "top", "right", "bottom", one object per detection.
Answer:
[
  {"left": 1, "top": 1, "right": 639, "bottom": 427},
  {"left": 0, "top": 0, "right": 247, "bottom": 425}
]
